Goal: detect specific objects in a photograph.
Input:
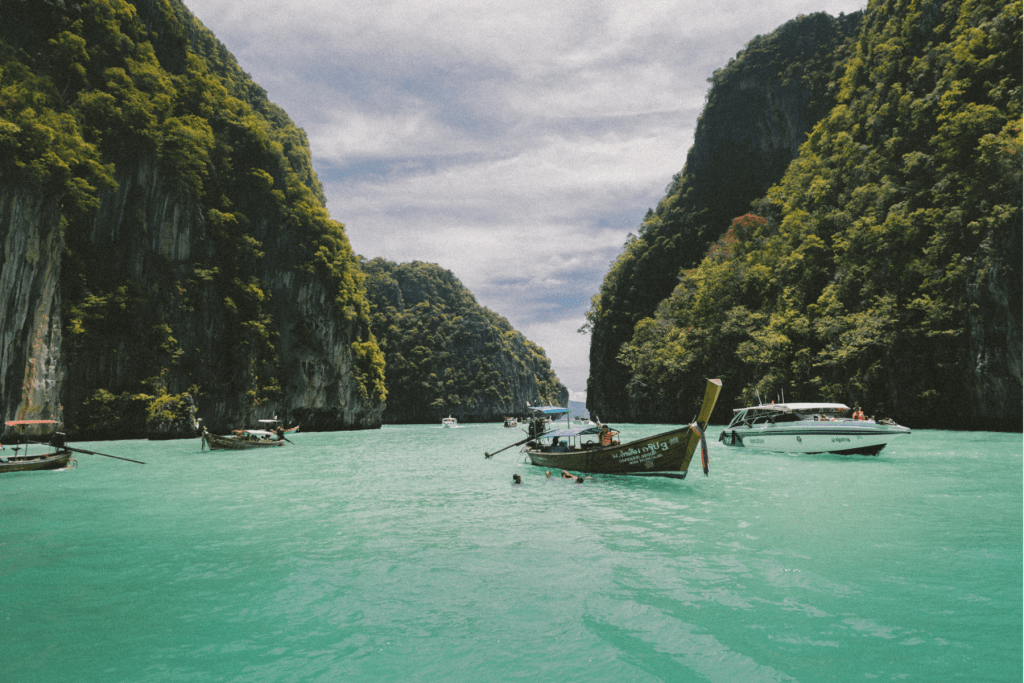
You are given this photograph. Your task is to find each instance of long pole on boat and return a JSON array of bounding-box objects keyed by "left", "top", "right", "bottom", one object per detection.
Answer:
[
  {"left": 484, "top": 429, "right": 553, "bottom": 459},
  {"left": 30, "top": 440, "right": 146, "bottom": 464}
]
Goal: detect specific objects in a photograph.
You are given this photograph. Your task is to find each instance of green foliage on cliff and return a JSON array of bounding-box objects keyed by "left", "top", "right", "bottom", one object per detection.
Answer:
[
  {"left": 361, "top": 258, "right": 567, "bottom": 423},
  {"left": 585, "top": 12, "right": 862, "bottom": 417},
  {"left": 1, "top": 0, "right": 384, "bottom": 433},
  {"left": 608, "top": 0, "right": 1022, "bottom": 429}
]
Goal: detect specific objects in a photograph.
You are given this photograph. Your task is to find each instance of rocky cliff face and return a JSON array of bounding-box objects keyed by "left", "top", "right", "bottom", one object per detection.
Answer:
[
  {"left": 57, "top": 153, "right": 383, "bottom": 436},
  {"left": 0, "top": 189, "right": 64, "bottom": 424},
  {"left": 1, "top": 0, "right": 385, "bottom": 437}
]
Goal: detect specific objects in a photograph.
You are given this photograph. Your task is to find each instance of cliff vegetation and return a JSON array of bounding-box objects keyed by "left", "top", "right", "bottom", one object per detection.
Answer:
[
  {"left": 584, "top": 11, "right": 862, "bottom": 419},
  {"left": 362, "top": 258, "right": 568, "bottom": 423},
  {"left": 1, "top": 0, "right": 385, "bottom": 436},
  {"left": 588, "top": 0, "right": 1021, "bottom": 430}
]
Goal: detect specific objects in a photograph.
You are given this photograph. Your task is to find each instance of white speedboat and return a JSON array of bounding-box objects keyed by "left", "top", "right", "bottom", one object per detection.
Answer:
[
  {"left": 719, "top": 402, "right": 910, "bottom": 455},
  {"left": 441, "top": 416, "right": 458, "bottom": 428}
]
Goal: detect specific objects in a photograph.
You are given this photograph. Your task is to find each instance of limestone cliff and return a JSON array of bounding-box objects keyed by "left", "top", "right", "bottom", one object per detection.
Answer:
[
  {"left": 586, "top": 12, "right": 860, "bottom": 419},
  {"left": 1, "top": 0, "right": 385, "bottom": 437},
  {"left": 0, "top": 189, "right": 64, "bottom": 424},
  {"left": 589, "top": 0, "right": 1021, "bottom": 429},
  {"left": 362, "top": 258, "right": 568, "bottom": 424}
]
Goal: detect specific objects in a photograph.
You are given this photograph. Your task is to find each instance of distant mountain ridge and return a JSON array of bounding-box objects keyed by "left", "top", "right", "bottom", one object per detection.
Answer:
[{"left": 362, "top": 258, "right": 567, "bottom": 424}]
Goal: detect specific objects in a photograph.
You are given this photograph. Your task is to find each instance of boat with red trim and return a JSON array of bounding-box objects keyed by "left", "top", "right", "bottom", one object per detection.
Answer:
[{"left": 1, "top": 420, "right": 73, "bottom": 473}]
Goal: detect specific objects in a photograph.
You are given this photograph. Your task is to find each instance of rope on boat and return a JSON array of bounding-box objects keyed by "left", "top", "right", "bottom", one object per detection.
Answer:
[{"left": 690, "top": 422, "right": 709, "bottom": 476}]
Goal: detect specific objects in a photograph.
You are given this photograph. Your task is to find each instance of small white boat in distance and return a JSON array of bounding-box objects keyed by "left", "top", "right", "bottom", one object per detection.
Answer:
[
  {"left": 719, "top": 402, "right": 910, "bottom": 455},
  {"left": 441, "top": 416, "right": 458, "bottom": 428}
]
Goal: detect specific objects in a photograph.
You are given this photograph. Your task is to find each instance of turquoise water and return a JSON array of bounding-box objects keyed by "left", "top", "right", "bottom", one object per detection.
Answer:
[{"left": 2, "top": 425, "right": 1020, "bottom": 682}]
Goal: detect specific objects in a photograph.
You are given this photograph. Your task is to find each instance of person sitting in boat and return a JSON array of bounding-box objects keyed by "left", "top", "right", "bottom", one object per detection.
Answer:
[
  {"left": 599, "top": 424, "right": 619, "bottom": 446},
  {"left": 275, "top": 426, "right": 285, "bottom": 441}
]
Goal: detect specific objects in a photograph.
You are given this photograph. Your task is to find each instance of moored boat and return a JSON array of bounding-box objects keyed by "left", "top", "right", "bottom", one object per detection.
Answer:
[
  {"left": 519, "top": 379, "right": 722, "bottom": 478},
  {"left": 719, "top": 402, "right": 910, "bottom": 455},
  {"left": 442, "top": 416, "right": 458, "bottom": 428},
  {"left": 503, "top": 417, "right": 517, "bottom": 428},
  {"left": 258, "top": 418, "right": 299, "bottom": 435},
  {"left": 202, "top": 429, "right": 286, "bottom": 450},
  {"left": 1, "top": 420, "right": 73, "bottom": 473},
  {"left": 525, "top": 405, "right": 568, "bottom": 431}
]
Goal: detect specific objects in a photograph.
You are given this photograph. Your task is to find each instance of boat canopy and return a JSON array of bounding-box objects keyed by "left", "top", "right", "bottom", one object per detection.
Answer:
[
  {"left": 538, "top": 426, "right": 601, "bottom": 439},
  {"left": 732, "top": 402, "right": 849, "bottom": 413},
  {"left": 527, "top": 406, "right": 570, "bottom": 416}
]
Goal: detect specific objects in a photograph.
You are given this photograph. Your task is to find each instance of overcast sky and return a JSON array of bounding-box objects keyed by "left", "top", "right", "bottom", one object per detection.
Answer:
[{"left": 181, "top": 0, "right": 865, "bottom": 400}]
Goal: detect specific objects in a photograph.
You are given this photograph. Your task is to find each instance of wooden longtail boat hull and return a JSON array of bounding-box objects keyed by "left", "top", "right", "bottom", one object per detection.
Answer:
[
  {"left": 0, "top": 450, "right": 72, "bottom": 473},
  {"left": 524, "top": 378, "right": 723, "bottom": 477},
  {"left": 526, "top": 426, "right": 704, "bottom": 476},
  {"left": 203, "top": 433, "right": 285, "bottom": 450}
]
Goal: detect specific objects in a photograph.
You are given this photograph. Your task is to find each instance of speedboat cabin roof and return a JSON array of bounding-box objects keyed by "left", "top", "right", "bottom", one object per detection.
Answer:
[{"left": 732, "top": 402, "right": 849, "bottom": 413}]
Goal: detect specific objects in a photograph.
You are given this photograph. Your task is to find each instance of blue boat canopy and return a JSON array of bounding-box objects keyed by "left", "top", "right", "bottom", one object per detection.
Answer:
[
  {"left": 527, "top": 405, "right": 570, "bottom": 415},
  {"left": 538, "top": 426, "right": 601, "bottom": 438}
]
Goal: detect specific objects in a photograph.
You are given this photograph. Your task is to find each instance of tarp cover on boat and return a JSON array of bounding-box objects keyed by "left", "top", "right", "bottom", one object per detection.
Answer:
[
  {"left": 538, "top": 426, "right": 601, "bottom": 438},
  {"left": 527, "top": 406, "right": 570, "bottom": 415}
]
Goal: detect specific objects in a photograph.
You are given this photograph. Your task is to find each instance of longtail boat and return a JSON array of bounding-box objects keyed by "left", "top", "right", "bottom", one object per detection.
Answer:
[
  {"left": 1, "top": 420, "right": 73, "bottom": 473},
  {"left": 202, "top": 429, "right": 286, "bottom": 450},
  {"left": 258, "top": 418, "right": 299, "bottom": 434},
  {"left": 518, "top": 379, "right": 722, "bottom": 478}
]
